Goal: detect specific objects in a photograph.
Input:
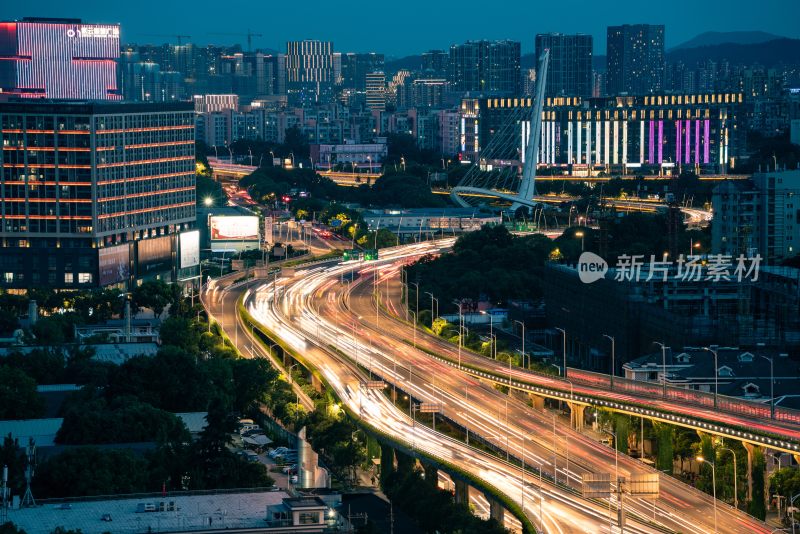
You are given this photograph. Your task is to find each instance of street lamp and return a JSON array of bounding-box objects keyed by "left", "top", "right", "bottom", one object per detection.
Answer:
[
  {"left": 424, "top": 291, "right": 438, "bottom": 323},
  {"left": 702, "top": 347, "right": 719, "bottom": 408},
  {"left": 696, "top": 456, "right": 718, "bottom": 534},
  {"left": 719, "top": 446, "right": 738, "bottom": 509},
  {"left": 575, "top": 230, "right": 585, "bottom": 252},
  {"left": 603, "top": 334, "right": 615, "bottom": 390},
  {"left": 204, "top": 196, "right": 214, "bottom": 207},
  {"left": 758, "top": 354, "right": 775, "bottom": 419},
  {"left": 790, "top": 493, "right": 800, "bottom": 534},
  {"left": 554, "top": 327, "right": 567, "bottom": 378},
  {"left": 602, "top": 428, "right": 620, "bottom": 530},
  {"left": 514, "top": 319, "right": 526, "bottom": 369},
  {"left": 654, "top": 341, "right": 669, "bottom": 399}
]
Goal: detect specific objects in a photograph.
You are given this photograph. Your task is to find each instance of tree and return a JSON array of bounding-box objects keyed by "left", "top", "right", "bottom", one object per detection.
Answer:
[
  {"left": 0, "top": 366, "right": 44, "bottom": 419},
  {"left": 654, "top": 423, "right": 674, "bottom": 473},
  {"left": 32, "top": 448, "right": 149, "bottom": 498},
  {"left": 0, "top": 309, "right": 19, "bottom": 335},
  {"left": 0, "top": 523, "right": 26, "bottom": 534},
  {"left": 0, "top": 434, "right": 26, "bottom": 496}
]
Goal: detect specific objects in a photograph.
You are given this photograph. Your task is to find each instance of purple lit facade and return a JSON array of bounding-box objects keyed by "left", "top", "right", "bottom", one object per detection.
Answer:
[
  {"left": 0, "top": 18, "right": 121, "bottom": 100},
  {"left": 463, "top": 93, "right": 744, "bottom": 173}
]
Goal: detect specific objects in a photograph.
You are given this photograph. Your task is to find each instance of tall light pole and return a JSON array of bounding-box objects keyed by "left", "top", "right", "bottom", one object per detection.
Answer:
[
  {"left": 702, "top": 347, "right": 719, "bottom": 408},
  {"left": 719, "top": 446, "right": 738, "bottom": 509},
  {"left": 603, "top": 428, "right": 620, "bottom": 530},
  {"left": 424, "top": 292, "right": 438, "bottom": 324},
  {"left": 603, "top": 334, "right": 615, "bottom": 390},
  {"left": 697, "top": 456, "right": 718, "bottom": 534},
  {"left": 575, "top": 230, "right": 585, "bottom": 252},
  {"left": 554, "top": 327, "right": 567, "bottom": 378},
  {"left": 791, "top": 493, "right": 800, "bottom": 534},
  {"left": 654, "top": 341, "right": 669, "bottom": 399},
  {"left": 514, "top": 319, "right": 526, "bottom": 369},
  {"left": 409, "top": 310, "right": 417, "bottom": 348},
  {"left": 410, "top": 282, "right": 419, "bottom": 318},
  {"left": 758, "top": 353, "right": 775, "bottom": 419}
]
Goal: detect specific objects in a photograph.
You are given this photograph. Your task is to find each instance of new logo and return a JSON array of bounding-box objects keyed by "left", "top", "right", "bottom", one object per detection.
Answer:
[{"left": 578, "top": 252, "right": 608, "bottom": 284}]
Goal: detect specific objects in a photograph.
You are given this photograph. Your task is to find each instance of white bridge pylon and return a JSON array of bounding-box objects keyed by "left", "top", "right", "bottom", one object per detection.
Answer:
[{"left": 450, "top": 49, "right": 550, "bottom": 211}]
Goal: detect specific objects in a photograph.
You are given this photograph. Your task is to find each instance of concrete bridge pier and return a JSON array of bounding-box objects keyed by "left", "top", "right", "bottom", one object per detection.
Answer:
[
  {"left": 529, "top": 393, "right": 545, "bottom": 411},
  {"left": 423, "top": 463, "right": 438, "bottom": 487},
  {"left": 486, "top": 493, "right": 505, "bottom": 524},
  {"left": 310, "top": 373, "right": 323, "bottom": 393},
  {"left": 567, "top": 402, "right": 586, "bottom": 431},
  {"left": 454, "top": 479, "right": 470, "bottom": 505},
  {"left": 743, "top": 442, "right": 760, "bottom": 502}
]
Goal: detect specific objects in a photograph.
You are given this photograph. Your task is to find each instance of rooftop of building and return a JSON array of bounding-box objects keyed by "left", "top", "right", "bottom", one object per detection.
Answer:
[
  {"left": 6, "top": 489, "right": 292, "bottom": 534},
  {"left": 625, "top": 347, "right": 800, "bottom": 404},
  {"left": 0, "top": 100, "right": 194, "bottom": 115}
]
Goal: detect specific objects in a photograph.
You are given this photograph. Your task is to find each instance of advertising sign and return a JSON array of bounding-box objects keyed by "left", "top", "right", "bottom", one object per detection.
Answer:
[
  {"left": 179, "top": 230, "right": 200, "bottom": 269},
  {"left": 137, "top": 235, "right": 173, "bottom": 274},
  {"left": 98, "top": 244, "right": 130, "bottom": 286},
  {"left": 209, "top": 216, "right": 260, "bottom": 241}
]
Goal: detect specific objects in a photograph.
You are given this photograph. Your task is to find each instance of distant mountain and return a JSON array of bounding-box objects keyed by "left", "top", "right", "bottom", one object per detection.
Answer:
[
  {"left": 667, "top": 38, "right": 800, "bottom": 67},
  {"left": 671, "top": 31, "right": 785, "bottom": 51},
  {"left": 385, "top": 55, "right": 422, "bottom": 75}
]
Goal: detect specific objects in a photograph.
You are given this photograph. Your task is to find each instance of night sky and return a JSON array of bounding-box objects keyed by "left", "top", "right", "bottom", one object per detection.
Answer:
[{"left": 3, "top": 0, "right": 798, "bottom": 56}]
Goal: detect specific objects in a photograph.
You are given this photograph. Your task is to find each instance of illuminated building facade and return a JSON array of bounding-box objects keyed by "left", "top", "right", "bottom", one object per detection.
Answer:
[
  {"left": 0, "top": 17, "right": 121, "bottom": 100},
  {"left": 0, "top": 101, "right": 195, "bottom": 289},
  {"left": 365, "top": 71, "right": 386, "bottom": 111},
  {"left": 459, "top": 92, "right": 745, "bottom": 174},
  {"left": 286, "top": 40, "right": 334, "bottom": 107}
]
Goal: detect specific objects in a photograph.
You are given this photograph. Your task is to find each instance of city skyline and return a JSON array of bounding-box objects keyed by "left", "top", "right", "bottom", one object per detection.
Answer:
[{"left": 4, "top": 0, "right": 800, "bottom": 56}]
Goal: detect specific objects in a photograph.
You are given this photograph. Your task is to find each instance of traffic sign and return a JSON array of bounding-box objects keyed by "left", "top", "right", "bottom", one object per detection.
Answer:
[
  {"left": 582, "top": 473, "right": 612, "bottom": 498},
  {"left": 365, "top": 381, "right": 387, "bottom": 390},
  {"left": 626, "top": 473, "right": 659, "bottom": 498},
  {"left": 419, "top": 402, "right": 441, "bottom": 413}
]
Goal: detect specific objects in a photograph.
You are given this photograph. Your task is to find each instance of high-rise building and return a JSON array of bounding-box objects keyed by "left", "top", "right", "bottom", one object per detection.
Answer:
[
  {"left": 712, "top": 170, "right": 800, "bottom": 263},
  {"left": 606, "top": 24, "right": 665, "bottom": 95},
  {"left": 0, "top": 101, "right": 196, "bottom": 289},
  {"left": 365, "top": 71, "right": 386, "bottom": 111},
  {"left": 340, "top": 53, "right": 384, "bottom": 91},
  {"left": 0, "top": 17, "right": 121, "bottom": 100},
  {"left": 448, "top": 40, "right": 521, "bottom": 95},
  {"left": 286, "top": 40, "right": 334, "bottom": 107},
  {"left": 421, "top": 50, "right": 448, "bottom": 77},
  {"left": 535, "top": 33, "right": 593, "bottom": 97}
]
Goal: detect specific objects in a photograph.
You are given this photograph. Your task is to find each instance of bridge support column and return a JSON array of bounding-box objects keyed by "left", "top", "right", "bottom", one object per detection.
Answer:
[
  {"left": 310, "top": 373, "right": 323, "bottom": 393},
  {"left": 743, "top": 442, "right": 759, "bottom": 502},
  {"left": 454, "top": 479, "right": 469, "bottom": 506},
  {"left": 424, "top": 463, "right": 438, "bottom": 488},
  {"left": 395, "top": 448, "right": 414, "bottom": 476},
  {"left": 568, "top": 403, "right": 586, "bottom": 431},
  {"left": 486, "top": 494, "right": 504, "bottom": 524},
  {"left": 529, "top": 393, "right": 545, "bottom": 411}
]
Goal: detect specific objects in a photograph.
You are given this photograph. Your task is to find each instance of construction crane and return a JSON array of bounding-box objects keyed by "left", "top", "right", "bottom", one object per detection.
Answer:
[
  {"left": 140, "top": 34, "right": 192, "bottom": 45},
  {"left": 208, "top": 30, "right": 263, "bottom": 52}
]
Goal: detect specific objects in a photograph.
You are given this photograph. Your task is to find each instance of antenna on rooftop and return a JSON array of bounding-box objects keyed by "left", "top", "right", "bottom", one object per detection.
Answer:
[{"left": 21, "top": 438, "right": 36, "bottom": 508}]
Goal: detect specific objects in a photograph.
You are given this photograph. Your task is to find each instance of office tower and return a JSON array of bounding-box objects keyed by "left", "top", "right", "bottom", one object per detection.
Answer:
[
  {"left": 606, "top": 24, "right": 665, "bottom": 95},
  {"left": 365, "top": 71, "right": 386, "bottom": 111},
  {"left": 0, "top": 17, "right": 121, "bottom": 100},
  {"left": 340, "top": 53, "right": 385, "bottom": 91},
  {"left": 421, "top": 50, "right": 448, "bottom": 77},
  {"left": 0, "top": 101, "right": 196, "bottom": 289},
  {"left": 535, "top": 33, "right": 593, "bottom": 97},
  {"left": 286, "top": 40, "right": 334, "bottom": 107},
  {"left": 448, "top": 40, "right": 521, "bottom": 95}
]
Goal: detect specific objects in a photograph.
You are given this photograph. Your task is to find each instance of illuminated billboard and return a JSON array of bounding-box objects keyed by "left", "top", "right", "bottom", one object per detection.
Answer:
[
  {"left": 98, "top": 244, "right": 130, "bottom": 286},
  {"left": 137, "top": 235, "right": 173, "bottom": 274},
  {"left": 209, "top": 216, "right": 260, "bottom": 241},
  {"left": 179, "top": 230, "right": 200, "bottom": 269}
]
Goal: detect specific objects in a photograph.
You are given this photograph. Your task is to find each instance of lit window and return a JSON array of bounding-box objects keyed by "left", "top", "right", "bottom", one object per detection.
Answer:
[
  {"left": 78, "top": 273, "right": 93, "bottom": 284},
  {"left": 64, "top": 273, "right": 74, "bottom": 284}
]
